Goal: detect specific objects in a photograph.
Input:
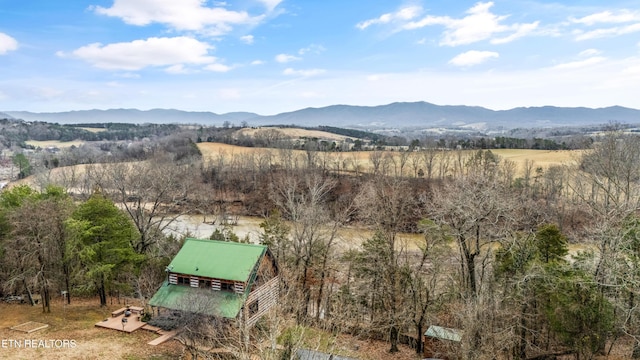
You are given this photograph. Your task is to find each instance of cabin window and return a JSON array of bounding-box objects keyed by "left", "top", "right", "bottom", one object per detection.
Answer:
[
  {"left": 221, "top": 281, "right": 234, "bottom": 292},
  {"left": 199, "top": 279, "right": 211, "bottom": 289},
  {"left": 249, "top": 301, "right": 259, "bottom": 316},
  {"left": 177, "top": 276, "right": 190, "bottom": 285}
]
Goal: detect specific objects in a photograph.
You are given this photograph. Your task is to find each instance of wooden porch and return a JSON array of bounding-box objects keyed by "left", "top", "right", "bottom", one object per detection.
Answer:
[
  {"left": 95, "top": 311, "right": 147, "bottom": 333},
  {"left": 95, "top": 307, "right": 177, "bottom": 345}
]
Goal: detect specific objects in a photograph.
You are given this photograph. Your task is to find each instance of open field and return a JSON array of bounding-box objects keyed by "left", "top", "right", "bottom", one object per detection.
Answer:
[
  {"left": 25, "top": 140, "right": 85, "bottom": 149},
  {"left": 78, "top": 127, "right": 107, "bottom": 133},
  {"left": 236, "top": 127, "right": 353, "bottom": 142},
  {"left": 491, "top": 148, "right": 582, "bottom": 170},
  {"left": 197, "top": 142, "right": 583, "bottom": 177}
]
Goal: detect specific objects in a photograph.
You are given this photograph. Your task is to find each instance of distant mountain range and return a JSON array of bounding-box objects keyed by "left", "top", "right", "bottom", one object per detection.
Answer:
[{"left": 3, "top": 102, "right": 640, "bottom": 131}]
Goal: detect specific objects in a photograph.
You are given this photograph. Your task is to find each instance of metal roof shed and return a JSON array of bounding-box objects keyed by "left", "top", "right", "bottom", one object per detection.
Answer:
[
  {"left": 424, "top": 325, "right": 462, "bottom": 342},
  {"left": 423, "top": 325, "right": 463, "bottom": 360}
]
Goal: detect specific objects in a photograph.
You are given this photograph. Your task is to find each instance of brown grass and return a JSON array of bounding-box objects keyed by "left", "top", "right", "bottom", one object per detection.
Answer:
[
  {"left": 0, "top": 296, "right": 424, "bottom": 360},
  {"left": 236, "top": 127, "right": 352, "bottom": 142},
  {"left": 25, "top": 140, "right": 86, "bottom": 149},
  {"left": 0, "top": 297, "right": 181, "bottom": 359},
  {"left": 78, "top": 127, "right": 107, "bottom": 133},
  {"left": 196, "top": 142, "right": 582, "bottom": 178}
]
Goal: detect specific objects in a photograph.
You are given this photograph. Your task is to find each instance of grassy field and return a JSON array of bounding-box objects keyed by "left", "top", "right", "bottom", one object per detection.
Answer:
[
  {"left": 236, "top": 127, "right": 353, "bottom": 142},
  {"left": 78, "top": 127, "right": 107, "bottom": 133},
  {"left": 491, "top": 148, "right": 582, "bottom": 169},
  {"left": 0, "top": 298, "right": 181, "bottom": 360},
  {"left": 197, "top": 142, "right": 583, "bottom": 177},
  {"left": 25, "top": 140, "right": 85, "bottom": 149}
]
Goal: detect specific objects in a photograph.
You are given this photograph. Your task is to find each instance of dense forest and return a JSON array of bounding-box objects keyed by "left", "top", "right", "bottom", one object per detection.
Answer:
[{"left": 1, "top": 119, "right": 640, "bottom": 359}]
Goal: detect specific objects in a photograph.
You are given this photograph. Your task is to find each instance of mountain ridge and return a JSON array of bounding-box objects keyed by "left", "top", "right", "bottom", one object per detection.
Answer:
[{"left": 4, "top": 102, "right": 640, "bottom": 130}]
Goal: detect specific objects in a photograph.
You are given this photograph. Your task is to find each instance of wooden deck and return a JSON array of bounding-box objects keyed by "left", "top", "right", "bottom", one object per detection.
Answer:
[
  {"left": 95, "top": 313, "right": 147, "bottom": 333},
  {"left": 96, "top": 311, "right": 177, "bottom": 345}
]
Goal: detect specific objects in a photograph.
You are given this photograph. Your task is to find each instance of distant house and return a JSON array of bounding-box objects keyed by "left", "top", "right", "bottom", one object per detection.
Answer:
[
  {"left": 149, "top": 238, "right": 279, "bottom": 328},
  {"left": 423, "top": 325, "right": 463, "bottom": 360}
]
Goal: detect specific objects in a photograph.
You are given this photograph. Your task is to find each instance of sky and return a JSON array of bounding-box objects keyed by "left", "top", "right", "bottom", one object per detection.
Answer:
[{"left": 1, "top": 0, "right": 639, "bottom": 115}]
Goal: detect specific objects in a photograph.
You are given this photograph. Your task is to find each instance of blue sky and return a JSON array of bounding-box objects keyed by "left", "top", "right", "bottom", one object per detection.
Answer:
[{"left": 1, "top": 0, "right": 639, "bottom": 115}]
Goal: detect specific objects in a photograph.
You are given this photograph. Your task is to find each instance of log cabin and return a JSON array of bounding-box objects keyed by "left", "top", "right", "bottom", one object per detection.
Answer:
[{"left": 149, "top": 238, "right": 279, "bottom": 328}]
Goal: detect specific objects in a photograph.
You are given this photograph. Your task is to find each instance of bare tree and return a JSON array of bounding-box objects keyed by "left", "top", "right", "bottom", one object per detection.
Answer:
[
  {"left": 354, "top": 175, "right": 418, "bottom": 353},
  {"left": 270, "top": 170, "right": 341, "bottom": 323},
  {"left": 431, "top": 152, "right": 516, "bottom": 298},
  {"left": 102, "top": 155, "right": 199, "bottom": 254},
  {"left": 3, "top": 187, "right": 73, "bottom": 311}
]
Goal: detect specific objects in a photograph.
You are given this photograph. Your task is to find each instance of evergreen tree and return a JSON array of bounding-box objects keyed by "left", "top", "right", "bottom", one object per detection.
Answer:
[{"left": 66, "top": 191, "right": 143, "bottom": 306}]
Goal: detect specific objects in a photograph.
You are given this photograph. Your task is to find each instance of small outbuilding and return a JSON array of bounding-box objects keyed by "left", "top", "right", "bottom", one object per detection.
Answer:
[{"left": 423, "top": 325, "right": 463, "bottom": 360}]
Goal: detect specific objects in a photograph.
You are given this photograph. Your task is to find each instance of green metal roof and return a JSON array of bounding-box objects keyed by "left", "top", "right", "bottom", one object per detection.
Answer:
[
  {"left": 168, "top": 238, "right": 267, "bottom": 282},
  {"left": 149, "top": 281, "right": 245, "bottom": 318},
  {"left": 424, "top": 325, "right": 463, "bottom": 342}
]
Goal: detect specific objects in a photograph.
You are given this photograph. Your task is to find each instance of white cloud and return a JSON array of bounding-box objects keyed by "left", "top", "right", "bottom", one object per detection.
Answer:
[
  {"left": 400, "top": 2, "right": 538, "bottom": 46},
  {"left": 275, "top": 53, "right": 301, "bottom": 63},
  {"left": 66, "top": 36, "right": 218, "bottom": 70},
  {"left": 298, "top": 44, "right": 326, "bottom": 55},
  {"left": 240, "top": 35, "right": 254, "bottom": 44},
  {"left": 283, "top": 68, "right": 326, "bottom": 77},
  {"left": 356, "top": 5, "right": 422, "bottom": 30},
  {"left": 117, "top": 72, "right": 141, "bottom": 79},
  {"left": 574, "top": 23, "right": 640, "bottom": 41},
  {"left": 93, "top": 0, "right": 261, "bottom": 35},
  {"left": 491, "top": 21, "right": 539, "bottom": 44},
  {"left": 251, "top": 60, "right": 265, "bottom": 65},
  {"left": 552, "top": 56, "right": 606, "bottom": 70},
  {"left": 205, "top": 63, "right": 232, "bottom": 72},
  {"left": 569, "top": 9, "right": 640, "bottom": 41},
  {"left": 571, "top": 10, "right": 640, "bottom": 26},
  {"left": 579, "top": 49, "right": 601, "bottom": 57},
  {"left": 0, "top": 32, "right": 18, "bottom": 54},
  {"left": 449, "top": 50, "right": 499, "bottom": 67},
  {"left": 257, "top": 0, "right": 282, "bottom": 12},
  {"left": 165, "top": 64, "right": 190, "bottom": 74}
]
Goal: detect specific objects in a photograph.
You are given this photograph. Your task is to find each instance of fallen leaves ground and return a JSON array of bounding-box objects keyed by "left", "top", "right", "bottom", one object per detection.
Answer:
[
  {"left": 0, "top": 296, "right": 424, "bottom": 360},
  {"left": 0, "top": 297, "right": 181, "bottom": 360}
]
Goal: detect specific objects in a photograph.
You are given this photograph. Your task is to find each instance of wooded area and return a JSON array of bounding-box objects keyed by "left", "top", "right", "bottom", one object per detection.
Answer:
[{"left": 1, "top": 124, "right": 640, "bottom": 359}]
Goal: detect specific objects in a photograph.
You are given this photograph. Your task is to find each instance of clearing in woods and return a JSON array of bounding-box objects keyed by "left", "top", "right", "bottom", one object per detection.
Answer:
[
  {"left": 0, "top": 298, "right": 181, "bottom": 360},
  {"left": 0, "top": 298, "right": 419, "bottom": 360}
]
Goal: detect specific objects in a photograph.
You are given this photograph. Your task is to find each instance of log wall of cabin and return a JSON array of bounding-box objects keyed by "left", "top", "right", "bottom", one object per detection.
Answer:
[
  {"left": 243, "top": 276, "right": 279, "bottom": 328},
  {"left": 168, "top": 272, "right": 246, "bottom": 294}
]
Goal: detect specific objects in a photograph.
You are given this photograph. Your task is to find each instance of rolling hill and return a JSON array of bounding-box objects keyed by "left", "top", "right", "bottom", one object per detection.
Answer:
[{"left": 4, "top": 102, "right": 640, "bottom": 130}]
